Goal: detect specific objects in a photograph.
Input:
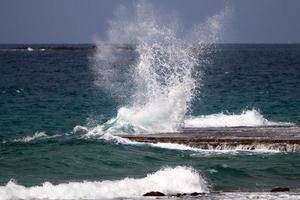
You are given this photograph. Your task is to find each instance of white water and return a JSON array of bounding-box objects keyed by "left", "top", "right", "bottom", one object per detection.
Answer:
[
  {"left": 149, "top": 142, "right": 283, "bottom": 153},
  {"left": 13, "top": 132, "right": 48, "bottom": 142},
  {"left": 0, "top": 166, "right": 208, "bottom": 200},
  {"left": 11, "top": 132, "right": 61, "bottom": 143},
  {"left": 184, "top": 109, "right": 291, "bottom": 128},
  {"left": 91, "top": 3, "right": 288, "bottom": 134},
  {"left": 92, "top": 2, "right": 232, "bottom": 134}
]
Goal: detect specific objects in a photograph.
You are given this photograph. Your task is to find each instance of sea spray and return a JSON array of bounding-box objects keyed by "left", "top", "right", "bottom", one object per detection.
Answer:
[{"left": 91, "top": 2, "right": 231, "bottom": 134}]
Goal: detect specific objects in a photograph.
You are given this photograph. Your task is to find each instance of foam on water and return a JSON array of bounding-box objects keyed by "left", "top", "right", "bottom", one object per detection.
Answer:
[
  {"left": 184, "top": 109, "right": 291, "bottom": 128},
  {"left": 0, "top": 166, "right": 207, "bottom": 200},
  {"left": 149, "top": 142, "right": 283, "bottom": 154},
  {"left": 13, "top": 132, "right": 48, "bottom": 142},
  {"left": 9, "top": 132, "right": 62, "bottom": 144}
]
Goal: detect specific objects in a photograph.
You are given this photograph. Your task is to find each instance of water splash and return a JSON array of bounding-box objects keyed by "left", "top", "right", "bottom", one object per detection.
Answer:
[{"left": 92, "top": 2, "right": 231, "bottom": 134}]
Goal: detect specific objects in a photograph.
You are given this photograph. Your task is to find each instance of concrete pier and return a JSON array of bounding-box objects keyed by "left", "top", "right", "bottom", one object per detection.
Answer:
[{"left": 121, "top": 126, "right": 300, "bottom": 152}]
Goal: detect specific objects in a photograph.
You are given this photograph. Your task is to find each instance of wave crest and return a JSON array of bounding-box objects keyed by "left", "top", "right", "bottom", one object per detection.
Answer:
[
  {"left": 184, "top": 109, "right": 291, "bottom": 128},
  {"left": 0, "top": 166, "right": 207, "bottom": 200}
]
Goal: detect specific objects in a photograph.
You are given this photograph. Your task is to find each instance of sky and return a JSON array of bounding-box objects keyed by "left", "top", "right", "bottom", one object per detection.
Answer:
[{"left": 0, "top": 0, "right": 299, "bottom": 44}]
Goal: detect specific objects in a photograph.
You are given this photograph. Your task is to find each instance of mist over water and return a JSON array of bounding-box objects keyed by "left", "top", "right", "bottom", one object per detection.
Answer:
[{"left": 92, "top": 2, "right": 232, "bottom": 134}]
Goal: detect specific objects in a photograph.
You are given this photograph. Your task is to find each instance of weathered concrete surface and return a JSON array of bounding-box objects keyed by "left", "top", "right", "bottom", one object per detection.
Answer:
[
  {"left": 121, "top": 126, "right": 300, "bottom": 152},
  {"left": 139, "top": 192, "right": 300, "bottom": 200}
]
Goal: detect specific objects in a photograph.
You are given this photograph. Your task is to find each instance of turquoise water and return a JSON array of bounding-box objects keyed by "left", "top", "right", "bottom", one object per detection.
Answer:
[{"left": 0, "top": 44, "right": 300, "bottom": 199}]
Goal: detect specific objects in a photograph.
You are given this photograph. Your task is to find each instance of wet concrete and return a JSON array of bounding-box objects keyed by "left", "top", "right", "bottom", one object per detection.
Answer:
[{"left": 121, "top": 126, "right": 300, "bottom": 152}]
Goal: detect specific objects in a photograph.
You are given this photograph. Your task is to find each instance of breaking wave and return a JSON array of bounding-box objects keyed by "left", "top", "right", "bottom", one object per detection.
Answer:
[
  {"left": 184, "top": 109, "right": 292, "bottom": 128},
  {"left": 0, "top": 166, "right": 207, "bottom": 200}
]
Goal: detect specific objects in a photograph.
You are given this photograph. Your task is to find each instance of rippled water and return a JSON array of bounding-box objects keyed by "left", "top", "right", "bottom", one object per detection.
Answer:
[{"left": 0, "top": 44, "right": 299, "bottom": 199}]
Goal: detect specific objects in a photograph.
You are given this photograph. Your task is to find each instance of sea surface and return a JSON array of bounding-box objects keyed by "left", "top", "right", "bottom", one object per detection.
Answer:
[{"left": 0, "top": 44, "right": 299, "bottom": 199}]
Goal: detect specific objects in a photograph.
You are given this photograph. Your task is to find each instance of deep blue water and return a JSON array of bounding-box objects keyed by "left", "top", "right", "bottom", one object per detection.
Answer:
[
  {"left": 193, "top": 44, "right": 300, "bottom": 123},
  {"left": 0, "top": 44, "right": 299, "bottom": 195}
]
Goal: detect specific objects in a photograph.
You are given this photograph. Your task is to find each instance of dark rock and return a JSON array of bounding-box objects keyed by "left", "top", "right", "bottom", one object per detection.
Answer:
[
  {"left": 271, "top": 187, "right": 290, "bottom": 192},
  {"left": 175, "top": 193, "right": 187, "bottom": 197},
  {"left": 190, "top": 192, "right": 202, "bottom": 196},
  {"left": 174, "top": 192, "right": 203, "bottom": 197},
  {"left": 143, "top": 191, "right": 165, "bottom": 196}
]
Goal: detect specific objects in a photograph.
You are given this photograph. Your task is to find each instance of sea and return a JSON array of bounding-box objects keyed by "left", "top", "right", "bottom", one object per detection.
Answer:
[
  {"left": 0, "top": 43, "right": 299, "bottom": 200},
  {"left": 0, "top": 3, "right": 300, "bottom": 200}
]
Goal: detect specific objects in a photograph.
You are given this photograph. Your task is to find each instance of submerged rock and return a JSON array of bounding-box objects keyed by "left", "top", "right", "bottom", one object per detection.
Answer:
[
  {"left": 271, "top": 187, "right": 290, "bottom": 192},
  {"left": 143, "top": 191, "right": 166, "bottom": 196}
]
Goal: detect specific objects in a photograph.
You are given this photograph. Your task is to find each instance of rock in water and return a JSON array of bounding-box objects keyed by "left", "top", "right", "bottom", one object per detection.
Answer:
[
  {"left": 190, "top": 192, "right": 202, "bottom": 196},
  {"left": 143, "top": 191, "right": 166, "bottom": 196},
  {"left": 271, "top": 187, "right": 290, "bottom": 192}
]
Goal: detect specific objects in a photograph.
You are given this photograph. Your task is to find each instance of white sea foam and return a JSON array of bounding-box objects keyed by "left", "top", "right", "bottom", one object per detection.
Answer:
[
  {"left": 149, "top": 142, "right": 201, "bottom": 151},
  {"left": 83, "top": 126, "right": 140, "bottom": 145},
  {"left": 12, "top": 132, "right": 61, "bottom": 143},
  {"left": 72, "top": 125, "right": 89, "bottom": 134},
  {"left": 150, "top": 142, "right": 284, "bottom": 154},
  {"left": 0, "top": 166, "right": 207, "bottom": 200},
  {"left": 184, "top": 109, "right": 291, "bottom": 128},
  {"left": 13, "top": 132, "right": 48, "bottom": 142}
]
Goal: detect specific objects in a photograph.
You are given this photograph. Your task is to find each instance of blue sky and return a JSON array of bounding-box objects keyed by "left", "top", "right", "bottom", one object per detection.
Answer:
[{"left": 0, "top": 0, "right": 299, "bottom": 43}]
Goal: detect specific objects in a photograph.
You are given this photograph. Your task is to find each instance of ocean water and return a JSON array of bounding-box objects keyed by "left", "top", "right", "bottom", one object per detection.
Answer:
[
  {"left": 0, "top": 43, "right": 299, "bottom": 199},
  {"left": 1, "top": 3, "right": 300, "bottom": 200}
]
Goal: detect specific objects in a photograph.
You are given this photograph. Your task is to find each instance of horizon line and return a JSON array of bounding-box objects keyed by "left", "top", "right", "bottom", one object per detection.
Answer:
[{"left": 1, "top": 42, "right": 300, "bottom": 45}]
